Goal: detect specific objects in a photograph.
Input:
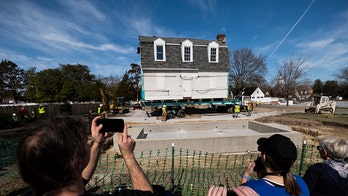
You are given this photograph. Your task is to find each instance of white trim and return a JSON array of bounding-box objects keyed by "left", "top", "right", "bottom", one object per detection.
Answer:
[
  {"left": 208, "top": 41, "right": 219, "bottom": 63},
  {"left": 181, "top": 39, "right": 193, "bottom": 62},
  {"left": 166, "top": 43, "right": 180, "bottom": 46},
  {"left": 154, "top": 38, "right": 166, "bottom": 61}
]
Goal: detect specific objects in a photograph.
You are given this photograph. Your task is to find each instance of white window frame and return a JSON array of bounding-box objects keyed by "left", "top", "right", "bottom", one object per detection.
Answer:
[
  {"left": 154, "top": 38, "right": 166, "bottom": 61},
  {"left": 208, "top": 41, "right": 219, "bottom": 63},
  {"left": 181, "top": 40, "right": 193, "bottom": 62}
]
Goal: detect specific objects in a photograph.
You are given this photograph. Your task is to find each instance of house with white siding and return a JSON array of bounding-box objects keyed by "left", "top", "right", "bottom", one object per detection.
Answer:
[{"left": 138, "top": 34, "right": 230, "bottom": 101}]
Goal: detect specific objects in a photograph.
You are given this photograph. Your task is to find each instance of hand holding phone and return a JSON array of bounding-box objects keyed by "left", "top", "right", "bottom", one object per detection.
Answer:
[{"left": 96, "top": 118, "right": 124, "bottom": 132}]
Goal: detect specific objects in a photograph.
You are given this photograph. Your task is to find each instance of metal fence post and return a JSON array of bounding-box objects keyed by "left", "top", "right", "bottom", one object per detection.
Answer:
[
  {"left": 298, "top": 140, "right": 307, "bottom": 176},
  {"left": 170, "top": 143, "right": 175, "bottom": 191}
]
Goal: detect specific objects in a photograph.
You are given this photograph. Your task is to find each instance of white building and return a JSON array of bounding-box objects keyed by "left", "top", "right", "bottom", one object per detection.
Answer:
[{"left": 138, "top": 35, "right": 230, "bottom": 101}]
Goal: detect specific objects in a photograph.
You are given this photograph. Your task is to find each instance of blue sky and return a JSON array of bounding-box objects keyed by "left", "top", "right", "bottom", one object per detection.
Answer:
[{"left": 1, "top": 0, "right": 347, "bottom": 83}]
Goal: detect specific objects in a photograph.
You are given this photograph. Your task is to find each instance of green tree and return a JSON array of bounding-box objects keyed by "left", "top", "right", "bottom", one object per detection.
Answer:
[
  {"left": 229, "top": 48, "right": 267, "bottom": 95},
  {"left": 24, "top": 67, "right": 37, "bottom": 102},
  {"left": 60, "top": 82, "right": 75, "bottom": 102},
  {"left": 312, "top": 79, "right": 323, "bottom": 95},
  {"left": 0, "top": 60, "right": 26, "bottom": 103},
  {"left": 322, "top": 80, "right": 338, "bottom": 97},
  {"left": 115, "top": 72, "right": 135, "bottom": 101},
  {"left": 127, "top": 63, "right": 142, "bottom": 101},
  {"left": 34, "top": 69, "right": 63, "bottom": 102},
  {"left": 59, "top": 64, "right": 96, "bottom": 102}
]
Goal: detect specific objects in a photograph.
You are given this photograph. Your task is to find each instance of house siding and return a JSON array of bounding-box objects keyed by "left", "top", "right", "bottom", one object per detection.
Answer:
[{"left": 139, "top": 36, "right": 229, "bottom": 101}]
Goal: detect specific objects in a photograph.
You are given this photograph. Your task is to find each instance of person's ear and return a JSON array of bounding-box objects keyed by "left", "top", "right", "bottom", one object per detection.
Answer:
[
  {"left": 323, "top": 149, "right": 329, "bottom": 157},
  {"left": 261, "top": 153, "right": 267, "bottom": 162}
]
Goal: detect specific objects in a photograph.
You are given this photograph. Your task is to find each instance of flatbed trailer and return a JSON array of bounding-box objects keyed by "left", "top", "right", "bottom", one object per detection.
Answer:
[{"left": 141, "top": 98, "right": 241, "bottom": 118}]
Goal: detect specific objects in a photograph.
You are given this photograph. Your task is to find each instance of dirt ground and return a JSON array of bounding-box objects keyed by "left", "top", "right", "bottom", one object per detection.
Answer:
[
  {"left": 252, "top": 105, "right": 348, "bottom": 146},
  {"left": 1, "top": 105, "right": 347, "bottom": 195}
]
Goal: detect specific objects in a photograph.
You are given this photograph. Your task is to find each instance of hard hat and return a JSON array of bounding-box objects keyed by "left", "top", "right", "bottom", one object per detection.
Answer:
[
  {"left": 163, "top": 105, "right": 166, "bottom": 108},
  {"left": 100, "top": 104, "right": 103, "bottom": 106},
  {"left": 12, "top": 113, "right": 16, "bottom": 116}
]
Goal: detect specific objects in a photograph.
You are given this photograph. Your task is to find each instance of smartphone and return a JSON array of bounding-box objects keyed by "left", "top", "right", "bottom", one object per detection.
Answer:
[{"left": 96, "top": 118, "right": 124, "bottom": 133}]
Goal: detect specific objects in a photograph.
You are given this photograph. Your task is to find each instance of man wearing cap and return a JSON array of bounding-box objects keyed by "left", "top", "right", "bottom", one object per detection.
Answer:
[{"left": 243, "top": 134, "right": 309, "bottom": 196}]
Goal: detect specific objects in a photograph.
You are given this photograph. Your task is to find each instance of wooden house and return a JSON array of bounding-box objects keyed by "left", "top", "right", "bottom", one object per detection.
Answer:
[{"left": 138, "top": 34, "right": 230, "bottom": 101}]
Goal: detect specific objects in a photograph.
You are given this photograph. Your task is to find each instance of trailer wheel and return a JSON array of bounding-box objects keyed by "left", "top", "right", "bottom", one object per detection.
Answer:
[
  {"left": 167, "top": 111, "right": 175, "bottom": 119},
  {"left": 177, "top": 110, "right": 185, "bottom": 118}
]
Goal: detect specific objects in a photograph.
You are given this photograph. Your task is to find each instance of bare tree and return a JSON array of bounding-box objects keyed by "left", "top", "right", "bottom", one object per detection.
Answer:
[
  {"left": 278, "top": 56, "right": 309, "bottom": 106},
  {"left": 333, "top": 66, "right": 348, "bottom": 98},
  {"left": 334, "top": 66, "right": 348, "bottom": 84},
  {"left": 229, "top": 48, "right": 267, "bottom": 95}
]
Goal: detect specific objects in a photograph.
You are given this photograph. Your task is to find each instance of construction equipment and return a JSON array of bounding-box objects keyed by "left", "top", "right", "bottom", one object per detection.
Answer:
[
  {"left": 99, "top": 88, "right": 129, "bottom": 114},
  {"left": 305, "top": 96, "right": 336, "bottom": 114}
]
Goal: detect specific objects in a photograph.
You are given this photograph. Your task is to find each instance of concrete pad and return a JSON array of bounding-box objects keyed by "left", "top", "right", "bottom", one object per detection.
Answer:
[{"left": 113, "top": 120, "right": 303, "bottom": 157}]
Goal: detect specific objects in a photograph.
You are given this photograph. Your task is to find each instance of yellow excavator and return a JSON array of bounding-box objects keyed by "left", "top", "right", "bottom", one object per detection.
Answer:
[{"left": 99, "top": 88, "right": 129, "bottom": 114}]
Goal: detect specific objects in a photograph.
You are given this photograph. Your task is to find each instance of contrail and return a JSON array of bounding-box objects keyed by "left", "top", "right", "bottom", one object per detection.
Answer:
[{"left": 269, "top": 0, "right": 316, "bottom": 59}]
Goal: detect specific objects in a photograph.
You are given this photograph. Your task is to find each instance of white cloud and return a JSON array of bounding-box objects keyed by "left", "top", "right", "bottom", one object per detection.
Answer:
[
  {"left": 58, "top": 0, "right": 105, "bottom": 21},
  {"left": 187, "top": 0, "right": 216, "bottom": 14},
  {"left": 297, "top": 38, "right": 334, "bottom": 49}
]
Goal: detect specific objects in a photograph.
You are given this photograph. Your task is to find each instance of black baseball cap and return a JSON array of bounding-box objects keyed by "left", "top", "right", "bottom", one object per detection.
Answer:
[{"left": 257, "top": 134, "right": 297, "bottom": 163}]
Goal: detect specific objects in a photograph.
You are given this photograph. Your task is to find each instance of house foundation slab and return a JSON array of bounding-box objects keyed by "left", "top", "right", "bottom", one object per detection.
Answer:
[{"left": 113, "top": 120, "right": 303, "bottom": 157}]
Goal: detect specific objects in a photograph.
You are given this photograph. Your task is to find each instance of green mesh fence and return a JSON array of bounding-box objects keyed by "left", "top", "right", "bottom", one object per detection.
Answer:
[
  {"left": 84, "top": 144, "right": 321, "bottom": 195},
  {"left": 0, "top": 137, "right": 18, "bottom": 170},
  {"left": 0, "top": 136, "right": 321, "bottom": 196}
]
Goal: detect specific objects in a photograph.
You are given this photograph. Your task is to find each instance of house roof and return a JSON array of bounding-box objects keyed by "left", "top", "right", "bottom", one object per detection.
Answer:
[
  {"left": 138, "top": 36, "right": 228, "bottom": 47},
  {"left": 138, "top": 35, "right": 230, "bottom": 72},
  {"left": 242, "top": 87, "right": 258, "bottom": 96}
]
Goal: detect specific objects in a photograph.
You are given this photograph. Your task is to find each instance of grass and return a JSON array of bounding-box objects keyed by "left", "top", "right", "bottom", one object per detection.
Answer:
[{"left": 285, "top": 112, "right": 348, "bottom": 126}]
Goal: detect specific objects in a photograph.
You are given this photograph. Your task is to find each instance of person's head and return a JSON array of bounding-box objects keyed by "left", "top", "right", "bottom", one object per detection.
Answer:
[
  {"left": 317, "top": 138, "right": 348, "bottom": 161},
  {"left": 17, "top": 116, "right": 90, "bottom": 195},
  {"left": 257, "top": 134, "right": 301, "bottom": 195}
]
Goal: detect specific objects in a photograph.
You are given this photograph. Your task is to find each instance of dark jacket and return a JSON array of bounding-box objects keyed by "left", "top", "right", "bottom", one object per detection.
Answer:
[{"left": 303, "top": 162, "right": 348, "bottom": 196}]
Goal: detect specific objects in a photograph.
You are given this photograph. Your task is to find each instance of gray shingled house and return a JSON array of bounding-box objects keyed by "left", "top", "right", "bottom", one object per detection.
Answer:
[{"left": 138, "top": 34, "right": 230, "bottom": 101}]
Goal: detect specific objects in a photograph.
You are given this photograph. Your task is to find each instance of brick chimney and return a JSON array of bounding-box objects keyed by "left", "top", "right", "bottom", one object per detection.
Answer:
[{"left": 216, "top": 34, "right": 226, "bottom": 43}]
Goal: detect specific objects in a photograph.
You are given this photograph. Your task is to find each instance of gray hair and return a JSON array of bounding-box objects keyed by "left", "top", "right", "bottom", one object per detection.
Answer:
[{"left": 319, "top": 138, "right": 348, "bottom": 161}]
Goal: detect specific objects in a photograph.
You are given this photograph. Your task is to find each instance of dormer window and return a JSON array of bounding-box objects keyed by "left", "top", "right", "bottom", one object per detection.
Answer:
[
  {"left": 208, "top": 41, "right": 219, "bottom": 63},
  {"left": 154, "top": 38, "right": 166, "bottom": 61},
  {"left": 181, "top": 40, "right": 193, "bottom": 62}
]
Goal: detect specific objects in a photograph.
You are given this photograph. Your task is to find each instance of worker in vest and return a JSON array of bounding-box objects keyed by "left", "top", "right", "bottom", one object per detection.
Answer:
[
  {"left": 12, "top": 113, "right": 19, "bottom": 122},
  {"left": 161, "top": 105, "right": 167, "bottom": 121},
  {"left": 233, "top": 104, "right": 240, "bottom": 118},
  {"left": 247, "top": 101, "right": 253, "bottom": 116},
  {"left": 29, "top": 110, "right": 36, "bottom": 122},
  {"left": 38, "top": 104, "right": 46, "bottom": 120},
  {"left": 97, "top": 104, "right": 103, "bottom": 114}
]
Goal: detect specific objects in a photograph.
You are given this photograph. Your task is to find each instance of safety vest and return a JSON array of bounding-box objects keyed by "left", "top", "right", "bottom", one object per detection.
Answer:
[
  {"left": 247, "top": 103, "right": 253, "bottom": 111},
  {"left": 38, "top": 106, "right": 45, "bottom": 114},
  {"left": 234, "top": 105, "right": 240, "bottom": 113}
]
